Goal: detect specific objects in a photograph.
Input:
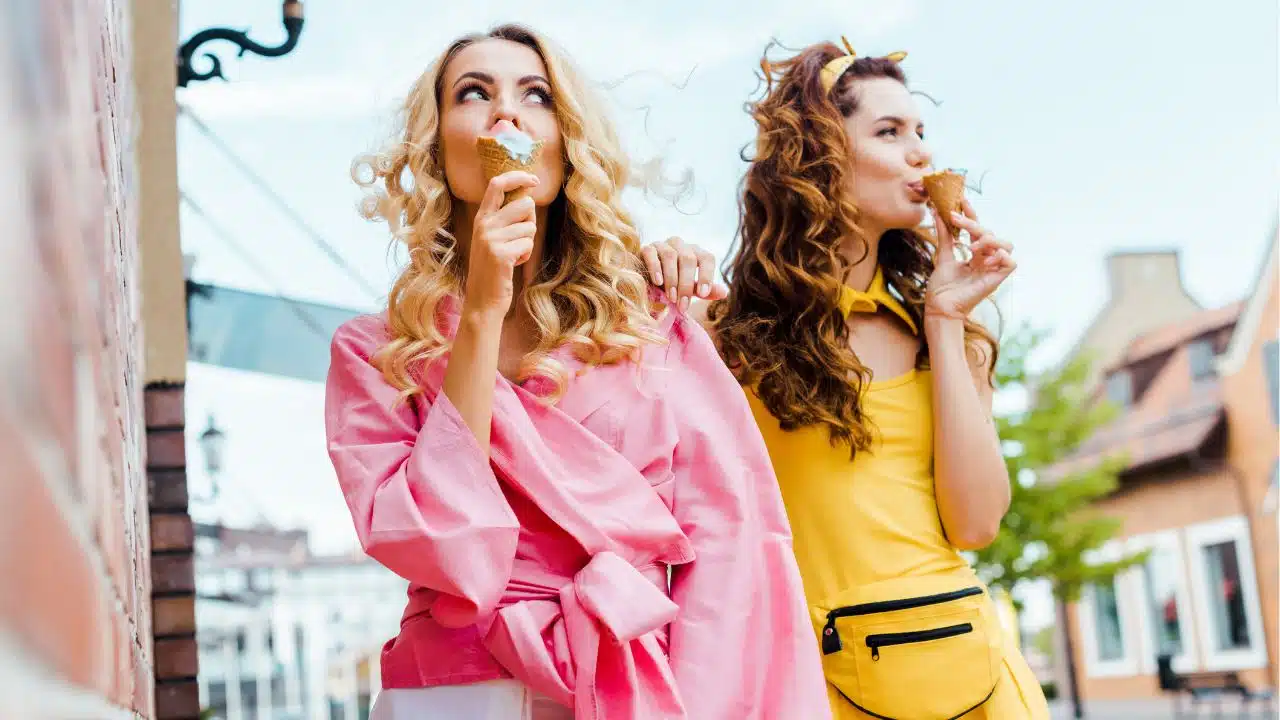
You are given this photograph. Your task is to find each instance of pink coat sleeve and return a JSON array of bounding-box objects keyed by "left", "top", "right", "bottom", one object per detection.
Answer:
[
  {"left": 324, "top": 317, "right": 520, "bottom": 623},
  {"left": 663, "top": 316, "right": 833, "bottom": 719}
]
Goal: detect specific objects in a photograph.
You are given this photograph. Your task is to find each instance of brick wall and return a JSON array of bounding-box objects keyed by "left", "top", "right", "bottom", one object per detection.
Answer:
[
  {"left": 148, "top": 385, "right": 200, "bottom": 719},
  {"left": 0, "top": 1, "right": 154, "bottom": 718},
  {"left": 1221, "top": 273, "right": 1280, "bottom": 689}
]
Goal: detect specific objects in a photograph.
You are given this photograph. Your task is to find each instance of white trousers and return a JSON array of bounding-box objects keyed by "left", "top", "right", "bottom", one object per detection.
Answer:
[{"left": 370, "top": 680, "right": 573, "bottom": 720}]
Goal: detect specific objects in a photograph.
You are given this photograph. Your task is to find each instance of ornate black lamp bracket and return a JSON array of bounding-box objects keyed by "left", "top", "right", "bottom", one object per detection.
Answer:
[{"left": 177, "top": 0, "right": 305, "bottom": 88}]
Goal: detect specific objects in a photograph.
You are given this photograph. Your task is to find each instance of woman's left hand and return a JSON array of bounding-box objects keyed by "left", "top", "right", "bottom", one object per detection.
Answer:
[
  {"left": 924, "top": 198, "right": 1016, "bottom": 320},
  {"left": 640, "top": 236, "right": 729, "bottom": 311}
]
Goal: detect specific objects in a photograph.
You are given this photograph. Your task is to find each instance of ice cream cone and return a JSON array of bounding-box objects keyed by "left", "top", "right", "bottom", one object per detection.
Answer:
[
  {"left": 477, "top": 134, "right": 544, "bottom": 205},
  {"left": 922, "top": 170, "right": 966, "bottom": 235}
]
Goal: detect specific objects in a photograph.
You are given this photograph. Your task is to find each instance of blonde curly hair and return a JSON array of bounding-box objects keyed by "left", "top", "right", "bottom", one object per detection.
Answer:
[{"left": 352, "top": 24, "right": 666, "bottom": 402}]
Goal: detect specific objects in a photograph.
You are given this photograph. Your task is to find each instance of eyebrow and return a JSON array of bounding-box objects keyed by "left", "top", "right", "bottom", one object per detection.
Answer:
[
  {"left": 876, "top": 115, "right": 925, "bottom": 131},
  {"left": 875, "top": 114, "right": 926, "bottom": 133},
  {"left": 453, "top": 70, "right": 493, "bottom": 88},
  {"left": 452, "top": 71, "right": 550, "bottom": 88}
]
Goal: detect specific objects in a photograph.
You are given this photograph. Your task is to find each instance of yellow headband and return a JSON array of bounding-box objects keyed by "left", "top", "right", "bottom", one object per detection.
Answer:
[{"left": 819, "top": 36, "right": 907, "bottom": 94}]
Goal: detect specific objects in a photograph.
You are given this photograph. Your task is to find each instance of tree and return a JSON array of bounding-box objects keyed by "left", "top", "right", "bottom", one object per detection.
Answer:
[{"left": 971, "top": 324, "right": 1147, "bottom": 718}]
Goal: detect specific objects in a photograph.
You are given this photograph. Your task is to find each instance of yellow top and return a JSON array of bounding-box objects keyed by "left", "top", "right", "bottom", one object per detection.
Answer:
[
  {"left": 745, "top": 267, "right": 973, "bottom": 608},
  {"left": 742, "top": 268, "right": 1048, "bottom": 718}
]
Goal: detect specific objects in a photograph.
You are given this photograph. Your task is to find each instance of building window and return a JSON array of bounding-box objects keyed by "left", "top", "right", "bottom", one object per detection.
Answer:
[
  {"left": 1202, "top": 541, "right": 1251, "bottom": 651},
  {"left": 1185, "top": 516, "right": 1268, "bottom": 671},
  {"left": 1080, "top": 542, "right": 1138, "bottom": 677},
  {"left": 1106, "top": 371, "right": 1133, "bottom": 408},
  {"left": 251, "top": 568, "right": 271, "bottom": 592},
  {"left": 1264, "top": 340, "right": 1278, "bottom": 424},
  {"left": 224, "top": 570, "right": 246, "bottom": 595},
  {"left": 1129, "top": 531, "right": 1197, "bottom": 674},
  {"left": 1142, "top": 546, "right": 1185, "bottom": 656},
  {"left": 1091, "top": 582, "right": 1125, "bottom": 661},
  {"left": 1188, "top": 340, "right": 1215, "bottom": 381}
]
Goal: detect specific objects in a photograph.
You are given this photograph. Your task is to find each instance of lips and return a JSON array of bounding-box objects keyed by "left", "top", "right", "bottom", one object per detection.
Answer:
[{"left": 906, "top": 181, "right": 927, "bottom": 201}]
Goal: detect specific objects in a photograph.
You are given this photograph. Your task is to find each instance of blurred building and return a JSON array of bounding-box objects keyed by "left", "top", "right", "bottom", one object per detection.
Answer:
[
  {"left": 1055, "top": 250, "right": 1205, "bottom": 392},
  {"left": 1050, "top": 231, "right": 1278, "bottom": 700},
  {"left": 194, "top": 522, "right": 407, "bottom": 720}
]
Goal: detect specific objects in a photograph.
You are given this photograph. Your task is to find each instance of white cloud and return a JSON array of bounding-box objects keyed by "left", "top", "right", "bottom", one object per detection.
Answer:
[{"left": 177, "top": 0, "right": 920, "bottom": 121}]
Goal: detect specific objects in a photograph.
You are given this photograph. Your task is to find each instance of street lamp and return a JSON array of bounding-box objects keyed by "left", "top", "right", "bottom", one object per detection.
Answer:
[
  {"left": 177, "top": 0, "right": 306, "bottom": 88},
  {"left": 197, "top": 414, "right": 225, "bottom": 502}
]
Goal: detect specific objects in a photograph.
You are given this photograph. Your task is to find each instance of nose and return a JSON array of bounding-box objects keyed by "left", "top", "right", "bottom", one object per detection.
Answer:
[
  {"left": 490, "top": 91, "right": 521, "bottom": 131},
  {"left": 907, "top": 135, "right": 932, "bottom": 170}
]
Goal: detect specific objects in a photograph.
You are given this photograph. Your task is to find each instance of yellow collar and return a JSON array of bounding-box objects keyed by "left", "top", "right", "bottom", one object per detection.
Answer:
[{"left": 837, "top": 267, "right": 918, "bottom": 334}]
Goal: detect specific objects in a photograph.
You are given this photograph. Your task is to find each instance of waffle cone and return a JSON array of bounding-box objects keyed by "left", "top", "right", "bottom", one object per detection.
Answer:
[
  {"left": 922, "top": 170, "right": 966, "bottom": 234},
  {"left": 477, "top": 135, "right": 544, "bottom": 205}
]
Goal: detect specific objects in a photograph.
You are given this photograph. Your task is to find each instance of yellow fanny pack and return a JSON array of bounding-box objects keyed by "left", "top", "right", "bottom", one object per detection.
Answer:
[{"left": 815, "top": 574, "right": 1002, "bottom": 719}]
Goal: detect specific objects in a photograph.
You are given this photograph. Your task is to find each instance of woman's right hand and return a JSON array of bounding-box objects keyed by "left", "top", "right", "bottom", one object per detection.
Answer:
[{"left": 463, "top": 171, "right": 540, "bottom": 319}]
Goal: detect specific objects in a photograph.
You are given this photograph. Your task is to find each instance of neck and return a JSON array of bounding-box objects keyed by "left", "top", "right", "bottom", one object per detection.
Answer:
[
  {"left": 839, "top": 224, "right": 885, "bottom": 292},
  {"left": 453, "top": 200, "right": 552, "bottom": 318}
]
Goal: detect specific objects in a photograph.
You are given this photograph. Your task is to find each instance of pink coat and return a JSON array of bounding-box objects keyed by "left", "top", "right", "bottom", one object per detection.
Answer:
[{"left": 325, "top": 301, "right": 830, "bottom": 720}]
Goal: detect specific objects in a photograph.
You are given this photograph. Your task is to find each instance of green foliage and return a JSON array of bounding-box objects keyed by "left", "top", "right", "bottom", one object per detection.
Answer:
[{"left": 972, "top": 324, "right": 1147, "bottom": 606}]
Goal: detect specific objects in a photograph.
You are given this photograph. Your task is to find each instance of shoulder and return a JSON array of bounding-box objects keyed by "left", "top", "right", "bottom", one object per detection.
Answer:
[
  {"left": 330, "top": 313, "right": 392, "bottom": 361},
  {"left": 654, "top": 312, "right": 738, "bottom": 396}
]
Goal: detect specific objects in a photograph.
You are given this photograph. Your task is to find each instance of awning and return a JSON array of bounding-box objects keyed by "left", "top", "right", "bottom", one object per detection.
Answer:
[{"left": 187, "top": 281, "right": 364, "bottom": 383}]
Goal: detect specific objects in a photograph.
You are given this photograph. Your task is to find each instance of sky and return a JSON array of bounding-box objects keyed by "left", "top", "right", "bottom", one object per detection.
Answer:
[{"left": 176, "top": 0, "right": 1278, "bottom": 630}]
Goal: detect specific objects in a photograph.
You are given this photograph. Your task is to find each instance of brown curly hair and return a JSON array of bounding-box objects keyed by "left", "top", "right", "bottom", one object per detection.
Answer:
[{"left": 707, "top": 41, "right": 997, "bottom": 457}]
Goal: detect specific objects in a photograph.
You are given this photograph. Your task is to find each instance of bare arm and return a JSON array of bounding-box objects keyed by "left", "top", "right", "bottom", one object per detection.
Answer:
[
  {"left": 926, "top": 316, "right": 1009, "bottom": 550},
  {"left": 444, "top": 172, "right": 539, "bottom": 451},
  {"left": 442, "top": 311, "right": 504, "bottom": 451}
]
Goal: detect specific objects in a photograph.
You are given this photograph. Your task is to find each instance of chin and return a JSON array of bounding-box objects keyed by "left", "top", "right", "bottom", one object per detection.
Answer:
[
  {"left": 445, "top": 171, "right": 486, "bottom": 207},
  {"left": 884, "top": 207, "right": 928, "bottom": 230}
]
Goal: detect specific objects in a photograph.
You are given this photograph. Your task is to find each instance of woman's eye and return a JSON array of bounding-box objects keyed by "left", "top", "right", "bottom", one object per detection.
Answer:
[
  {"left": 457, "top": 85, "right": 487, "bottom": 103},
  {"left": 527, "top": 87, "right": 552, "bottom": 105},
  {"left": 878, "top": 127, "right": 899, "bottom": 138}
]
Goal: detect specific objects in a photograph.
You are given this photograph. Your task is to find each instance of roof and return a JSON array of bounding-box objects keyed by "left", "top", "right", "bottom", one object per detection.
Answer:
[
  {"left": 1047, "top": 315, "right": 1233, "bottom": 481},
  {"left": 1109, "top": 301, "right": 1245, "bottom": 371},
  {"left": 1045, "top": 395, "right": 1224, "bottom": 481},
  {"left": 1217, "top": 221, "right": 1279, "bottom": 375}
]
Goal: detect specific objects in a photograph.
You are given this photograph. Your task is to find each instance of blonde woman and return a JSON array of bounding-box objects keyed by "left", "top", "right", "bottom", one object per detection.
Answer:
[{"left": 325, "top": 25, "right": 830, "bottom": 720}]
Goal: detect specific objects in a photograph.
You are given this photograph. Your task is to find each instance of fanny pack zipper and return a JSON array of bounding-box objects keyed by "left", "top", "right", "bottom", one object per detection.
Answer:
[
  {"left": 821, "top": 586, "right": 983, "bottom": 655},
  {"left": 866, "top": 622, "right": 973, "bottom": 660}
]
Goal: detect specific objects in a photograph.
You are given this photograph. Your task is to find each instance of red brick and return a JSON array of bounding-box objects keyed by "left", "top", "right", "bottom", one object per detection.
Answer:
[
  {"left": 144, "top": 385, "right": 185, "bottom": 428},
  {"left": 146, "top": 429, "right": 185, "bottom": 469},
  {"left": 0, "top": 422, "right": 108, "bottom": 691},
  {"left": 112, "top": 601, "right": 130, "bottom": 706},
  {"left": 133, "top": 638, "right": 155, "bottom": 715},
  {"left": 154, "top": 679, "right": 201, "bottom": 719},
  {"left": 152, "top": 596, "right": 196, "bottom": 636},
  {"left": 150, "top": 555, "right": 195, "bottom": 594},
  {"left": 148, "top": 469, "right": 189, "bottom": 512},
  {"left": 154, "top": 637, "right": 198, "bottom": 679},
  {"left": 101, "top": 479, "right": 129, "bottom": 608},
  {"left": 5, "top": 0, "right": 158, "bottom": 716},
  {"left": 150, "top": 514, "right": 193, "bottom": 553},
  {"left": 30, "top": 270, "right": 80, "bottom": 495}
]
